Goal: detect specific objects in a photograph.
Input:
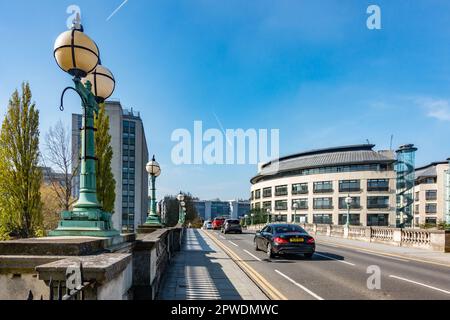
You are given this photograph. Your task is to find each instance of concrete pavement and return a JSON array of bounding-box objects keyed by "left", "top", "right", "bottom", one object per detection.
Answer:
[{"left": 157, "top": 228, "right": 267, "bottom": 300}]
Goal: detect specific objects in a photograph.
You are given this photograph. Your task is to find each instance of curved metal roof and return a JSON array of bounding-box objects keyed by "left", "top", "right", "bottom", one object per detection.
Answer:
[{"left": 251, "top": 145, "right": 396, "bottom": 184}]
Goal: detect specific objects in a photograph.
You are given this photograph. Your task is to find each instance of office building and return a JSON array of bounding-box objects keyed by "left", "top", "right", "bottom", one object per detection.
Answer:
[
  {"left": 194, "top": 200, "right": 251, "bottom": 221},
  {"left": 250, "top": 145, "right": 398, "bottom": 227},
  {"left": 414, "top": 161, "right": 450, "bottom": 226}
]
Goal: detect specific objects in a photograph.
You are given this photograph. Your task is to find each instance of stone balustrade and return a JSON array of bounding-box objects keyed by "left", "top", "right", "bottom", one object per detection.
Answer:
[
  {"left": 246, "top": 223, "right": 449, "bottom": 252},
  {"left": 0, "top": 226, "right": 184, "bottom": 300}
]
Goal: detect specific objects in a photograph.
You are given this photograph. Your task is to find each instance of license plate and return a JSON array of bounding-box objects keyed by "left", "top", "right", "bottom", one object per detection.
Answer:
[{"left": 290, "top": 238, "right": 304, "bottom": 243}]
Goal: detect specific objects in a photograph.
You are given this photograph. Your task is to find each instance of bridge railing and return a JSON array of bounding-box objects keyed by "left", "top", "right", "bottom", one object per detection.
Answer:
[{"left": 245, "top": 223, "right": 449, "bottom": 252}]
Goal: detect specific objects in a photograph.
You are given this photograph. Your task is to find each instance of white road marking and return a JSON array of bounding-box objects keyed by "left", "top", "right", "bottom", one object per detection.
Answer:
[
  {"left": 389, "top": 275, "right": 450, "bottom": 295},
  {"left": 358, "top": 251, "right": 410, "bottom": 262},
  {"left": 243, "top": 250, "right": 263, "bottom": 262},
  {"left": 275, "top": 270, "right": 324, "bottom": 300},
  {"left": 315, "top": 253, "right": 355, "bottom": 266},
  {"left": 219, "top": 235, "right": 226, "bottom": 240},
  {"left": 318, "top": 242, "right": 410, "bottom": 262},
  {"left": 229, "top": 241, "right": 239, "bottom": 247}
]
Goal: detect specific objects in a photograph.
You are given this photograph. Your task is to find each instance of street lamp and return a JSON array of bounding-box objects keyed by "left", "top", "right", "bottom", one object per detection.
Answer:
[
  {"left": 292, "top": 202, "right": 299, "bottom": 224},
  {"left": 251, "top": 213, "right": 255, "bottom": 226},
  {"left": 244, "top": 214, "right": 249, "bottom": 227},
  {"left": 177, "top": 192, "right": 185, "bottom": 225},
  {"left": 266, "top": 208, "right": 271, "bottom": 224},
  {"left": 145, "top": 155, "right": 163, "bottom": 227},
  {"left": 344, "top": 195, "right": 353, "bottom": 228},
  {"left": 50, "top": 15, "right": 119, "bottom": 237}
]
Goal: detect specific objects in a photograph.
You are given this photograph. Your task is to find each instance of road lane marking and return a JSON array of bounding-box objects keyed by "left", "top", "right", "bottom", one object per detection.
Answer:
[
  {"left": 316, "top": 240, "right": 450, "bottom": 268},
  {"left": 219, "top": 235, "right": 226, "bottom": 240},
  {"left": 229, "top": 241, "right": 239, "bottom": 247},
  {"left": 203, "top": 230, "right": 287, "bottom": 300},
  {"left": 318, "top": 243, "right": 410, "bottom": 263},
  {"left": 389, "top": 275, "right": 450, "bottom": 295},
  {"left": 314, "top": 253, "right": 355, "bottom": 266},
  {"left": 244, "top": 250, "right": 263, "bottom": 262},
  {"left": 275, "top": 270, "right": 324, "bottom": 300}
]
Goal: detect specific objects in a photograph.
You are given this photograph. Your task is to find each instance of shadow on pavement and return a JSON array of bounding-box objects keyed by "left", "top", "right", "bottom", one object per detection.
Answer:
[{"left": 157, "top": 229, "right": 246, "bottom": 300}]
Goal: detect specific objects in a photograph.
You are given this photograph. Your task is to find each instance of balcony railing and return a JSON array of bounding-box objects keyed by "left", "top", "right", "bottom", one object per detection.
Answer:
[
  {"left": 367, "top": 204, "right": 389, "bottom": 209},
  {"left": 367, "top": 187, "right": 390, "bottom": 192},
  {"left": 339, "top": 188, "right": 361, "bottom": 193},
  {"left": 292, "top": 190, "right": 309, "bottom": 195},
  {"left": 313, "top": 189, "right": 334, "bottom": 194}
]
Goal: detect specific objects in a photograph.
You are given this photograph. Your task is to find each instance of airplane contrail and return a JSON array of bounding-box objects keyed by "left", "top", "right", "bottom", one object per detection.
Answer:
[{"left": 106, "top": 0, "right": 129, "bottom": 21}]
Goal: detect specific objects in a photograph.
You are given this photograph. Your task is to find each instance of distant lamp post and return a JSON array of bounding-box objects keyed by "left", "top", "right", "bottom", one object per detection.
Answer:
[
  {"left": 244, "top": 215, "right": 249, "bottom": 227},
  {"left": 293, "top": 202, "right": 299, "bottom": 224},
  {"left": 345, "top": 195, "right": 353, "bottom": 227},
  {"left": 177, "top": 192, "right": 185, "bottom": 225},
  {"left": 50, "top": 15, "right": 119, "bottom": 237},
  {"left": 251, "top": 213, "right": 255, "bottom": 226},
  {"left": 145, "top": 155, "right": 163, "bottom": 227},
  {"left": 266, "top": 209, "right": 271, "bottom": 224}
]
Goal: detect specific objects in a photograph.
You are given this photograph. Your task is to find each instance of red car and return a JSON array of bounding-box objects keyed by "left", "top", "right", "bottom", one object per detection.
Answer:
[{"left": 212, "top": 218, "right": 226, "bottom": 230}]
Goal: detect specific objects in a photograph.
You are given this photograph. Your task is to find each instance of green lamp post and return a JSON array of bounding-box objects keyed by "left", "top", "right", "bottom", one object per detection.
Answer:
[
  {"left": 145, "top": 156, "right": 163, "bottom": 227},
  {"left": 345, "top": 195, "right": 353, "bottom": 228},
  {"left": 177, "top": 192, "right": 185, "bottom": 225},
  {"left": 50, "top": 17, "right": 119, "bottom": 237}
]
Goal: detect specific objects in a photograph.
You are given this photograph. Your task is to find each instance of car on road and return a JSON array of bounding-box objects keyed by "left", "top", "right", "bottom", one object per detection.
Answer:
[
  {"left": 222, "top": 219, "right": 243, "bottom": 234},
  {"left": 212, "top": 217, "right": 226, "bottom": 230},
  {"left": 254, "top": 223, "right": 315, "bottom": 259},
  {"left": 202, "top": 221, "right": 213, "bottom": 230}
]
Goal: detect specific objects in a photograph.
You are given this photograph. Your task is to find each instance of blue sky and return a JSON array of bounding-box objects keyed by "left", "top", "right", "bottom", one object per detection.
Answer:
[{"left": 1, "top": 0, "right": 450, "bottom": 200}]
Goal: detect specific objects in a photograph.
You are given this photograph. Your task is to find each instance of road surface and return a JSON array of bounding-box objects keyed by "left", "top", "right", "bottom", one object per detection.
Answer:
[{"left": 204, "top": 230, "right": 450, "bottom": 300}]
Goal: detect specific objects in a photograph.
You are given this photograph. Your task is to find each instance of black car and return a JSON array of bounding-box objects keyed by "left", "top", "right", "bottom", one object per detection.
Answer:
[
  {"left": 254, "top": 224, "right": 315, "bottom": 259},
  {"left": 222, "top": 219, "right": 243, "bottom": 234}
]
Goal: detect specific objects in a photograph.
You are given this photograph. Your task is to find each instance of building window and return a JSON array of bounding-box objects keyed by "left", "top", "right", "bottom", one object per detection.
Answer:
[
  {"left": 425, "top": 203, "right": 437, "bottom": 214},
  {"left": 275, "top": 200, "right": 288, "bottom": 211},
  {"left": 425, "top": 190, "right": 437, "bottom": 201},
  {"left": 275, "top": 185, "right": 288, "bottom": 197},
  {"left": 338, "top": 197, "right": 361, "bottom": 209},
  {"left": 339, "top": 180, "right": 361, "bottom": 193},
  {"left": 314, "top": 181, "right": 333, "bottom": 193},
  {"left": 415, "top": 204, "right": 419, "bottom": 214},
  {"left": 292, "top": 198, "right": 308, "bottom": 210},
  {"left": 292, "top": 183, "right": 308, "bottom": 195},
  {"left": 255, "top": 190, "right": 261, "bottom": 200},
  {"left": 367, "top": 179, "right": 389, "bottom": 192},
  {"left": 415, "top": 191, "right": 420, "bottom": 202},
  {"left": 313, "top": 198, "right": 333, "bottom": 210},
  {"left": 425, "top": 217, "right": 437, "bottom": 225},
  {"left": 251, "top": 191, "right": 254, "bottom": 200},
  {"left": 263, "top": 187, "right": 272, "bottom": 198},
  {"left": 313, "top": 214, "right": 333, "bottom": 224},
  {"left": 367, "top": 196, "right": 390, "bottom": 209},
  {"left": 263, "top": 201, "right": 272, "bottom": 210},
  {"left": 424, "top": 177, "right": 437, "bottom": 184},
  {"left": 367, "top": 214, "right": 389, "bottom": 227},
  {"left": 338, "top": 214, "right": 360, "bottom": 226},
  {"left": 255, "top": 202, "right": 261, "bottom": 210}
]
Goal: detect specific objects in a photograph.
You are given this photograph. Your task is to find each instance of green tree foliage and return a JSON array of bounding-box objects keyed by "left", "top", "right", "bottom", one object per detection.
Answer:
[
  {"left": 0, "top": 83, "right": 43, "bottom": 239},
  {"left": 162, "top": 193, "right": 199, "bottom": 227},
  {"left": 94, "top": 103, "right": 116, "bottom": 213}
]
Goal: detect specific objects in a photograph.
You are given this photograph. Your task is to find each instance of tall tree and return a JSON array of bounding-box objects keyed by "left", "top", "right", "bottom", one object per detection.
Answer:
[
  {"left": 94, "top": 103, "right": 116, "bottom": 213},
  {"left": 0, "top": 83, "right": 43, "bottom": 239},
  {"left": 43, "top": 120, "right": 78, "bottom": 211}
]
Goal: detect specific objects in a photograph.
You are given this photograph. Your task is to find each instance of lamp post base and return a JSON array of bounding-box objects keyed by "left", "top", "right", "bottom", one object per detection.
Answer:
[
  {"left": 49, "top": 209, "right": 120, "bottom": 238},
  {"left": 144, "top": 214, "right": 164, "bottom": 228}
]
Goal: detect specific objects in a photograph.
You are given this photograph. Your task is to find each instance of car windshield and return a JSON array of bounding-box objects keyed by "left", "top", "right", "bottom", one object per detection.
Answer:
[
  {"left": 274, "top": 225, "right": 306, "bottom": 234},
  {"left": 227, "top": 220, "right": 240, "bottom": 224}
]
